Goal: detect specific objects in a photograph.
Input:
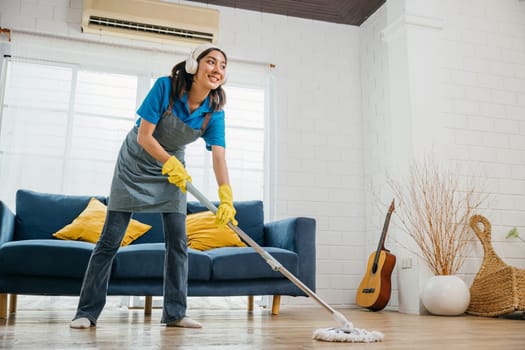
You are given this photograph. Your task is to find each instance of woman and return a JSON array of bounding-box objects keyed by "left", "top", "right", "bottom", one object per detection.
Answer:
[{"left": 70, "top": 44, "right": 237, "bottom": 329}]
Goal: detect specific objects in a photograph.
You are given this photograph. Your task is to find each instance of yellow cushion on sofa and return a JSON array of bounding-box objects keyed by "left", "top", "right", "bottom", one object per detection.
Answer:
[
  {"left": 186, "top": 211, "right": 246, "bottom": 251},
  {"left": 53, "top": 197, "right": 151, "bottom": 246}
]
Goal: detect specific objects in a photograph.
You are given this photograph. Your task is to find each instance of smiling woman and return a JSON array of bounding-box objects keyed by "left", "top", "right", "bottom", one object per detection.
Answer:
[{"left": 67, "top": 43, "right": 245, "bottom": 329}]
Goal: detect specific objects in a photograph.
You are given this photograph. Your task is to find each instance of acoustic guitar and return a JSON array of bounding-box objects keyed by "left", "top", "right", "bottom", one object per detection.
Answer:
[{"left": 356, "top": 199, "right": 396, "bottom": 311}]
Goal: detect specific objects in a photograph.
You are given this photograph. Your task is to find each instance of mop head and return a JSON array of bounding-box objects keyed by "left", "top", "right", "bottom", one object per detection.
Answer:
[
  {"left": 312, "top": 310, "right": 384, "bottom": 342},
  {"left": 312, "top": 327, "right": 384, "bottom": 343}
]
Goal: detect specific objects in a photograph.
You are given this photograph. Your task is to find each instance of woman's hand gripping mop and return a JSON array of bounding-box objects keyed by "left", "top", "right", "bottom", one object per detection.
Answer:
[{"left": 186, "top": 182, "right": 384, "bottom": 343}]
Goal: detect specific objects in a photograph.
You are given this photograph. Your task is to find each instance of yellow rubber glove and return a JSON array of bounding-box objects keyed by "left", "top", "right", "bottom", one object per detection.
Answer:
[
  {"left": 161, "top": 156, "right": 192, "bottom": 193},
  {"left": 216, "top": 184, "right": 238, "bottom": 227}
]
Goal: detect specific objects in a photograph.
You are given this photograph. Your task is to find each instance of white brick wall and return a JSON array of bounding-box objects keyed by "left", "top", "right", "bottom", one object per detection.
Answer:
[
  {"left": 440, "top": 0, "right": 525, "bottom": 274},
  {"left": 358, "top": 3, "right": 394, "bottom": 308},
  {"left": 361, "top": 0, "right": 525, "bottom": 313},
  {"left": 218, "top": 7, "right": 364, "bottom": 307}
]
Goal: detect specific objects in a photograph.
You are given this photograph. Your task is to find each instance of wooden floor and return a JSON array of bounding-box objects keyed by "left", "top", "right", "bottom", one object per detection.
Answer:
[{"left": 1, "top": 296, "right": 524, "bottom": 349}]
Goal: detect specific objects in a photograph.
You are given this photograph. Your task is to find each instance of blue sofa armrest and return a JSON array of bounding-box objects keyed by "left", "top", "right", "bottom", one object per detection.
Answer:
[
  {"left": 264, "top": 217, "right": 316, "bottom": 291},
  {"left": 0, "top": 201, "right": 15, "bottom": 246}
]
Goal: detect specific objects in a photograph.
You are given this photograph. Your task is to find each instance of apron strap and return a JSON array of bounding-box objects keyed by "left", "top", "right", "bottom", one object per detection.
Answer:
[{"left": 200, "top": 112, "right": 212, "bottom": 133}]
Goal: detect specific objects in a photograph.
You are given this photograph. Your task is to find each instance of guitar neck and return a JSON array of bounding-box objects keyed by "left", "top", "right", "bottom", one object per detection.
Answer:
[{"left": 372, "top": 199, "right": 395, "bottom": 268}]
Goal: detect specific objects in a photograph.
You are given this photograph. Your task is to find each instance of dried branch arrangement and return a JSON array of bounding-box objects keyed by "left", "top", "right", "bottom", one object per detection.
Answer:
[{"left": 389, "top": 156, "right": 485, "bottom": 275}]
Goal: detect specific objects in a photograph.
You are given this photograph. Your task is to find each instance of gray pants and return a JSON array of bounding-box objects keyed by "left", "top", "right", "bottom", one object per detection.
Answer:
[{"left": 73, "top": 211, "right": 188, "bottom": 325}]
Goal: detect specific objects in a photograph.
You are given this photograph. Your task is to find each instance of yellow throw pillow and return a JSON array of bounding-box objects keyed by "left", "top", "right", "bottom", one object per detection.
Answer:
[
  {"left": 53, "top": 197, "right": 151, "bottom": 246},
  {"left": 186, "top": 211, "right": 246, "bottom": 251}
]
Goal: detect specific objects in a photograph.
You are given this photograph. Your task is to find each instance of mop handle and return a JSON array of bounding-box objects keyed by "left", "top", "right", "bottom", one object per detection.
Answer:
[{"left": 186, "top": 182, "right": 346, "bottom": 323}]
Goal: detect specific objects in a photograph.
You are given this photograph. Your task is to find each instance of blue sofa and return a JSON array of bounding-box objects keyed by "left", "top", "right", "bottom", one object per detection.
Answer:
[{"left": 0, "top": 189, "right": 316, "bottom": 319}]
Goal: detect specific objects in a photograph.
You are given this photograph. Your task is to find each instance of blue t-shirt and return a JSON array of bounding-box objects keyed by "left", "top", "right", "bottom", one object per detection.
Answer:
[{"left": 136, "top": 76, "right": 225, "bottom": 150}]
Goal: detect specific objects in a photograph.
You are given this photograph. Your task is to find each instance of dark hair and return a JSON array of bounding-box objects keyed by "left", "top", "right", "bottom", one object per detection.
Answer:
[{"left": 170, "top": 47, "right": 227, "bottom": 112}]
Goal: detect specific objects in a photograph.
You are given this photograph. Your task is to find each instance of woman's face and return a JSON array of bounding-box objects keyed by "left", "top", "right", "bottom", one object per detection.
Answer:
[{"left": 193, "top": 49, "right": 227, "bottom": 90}]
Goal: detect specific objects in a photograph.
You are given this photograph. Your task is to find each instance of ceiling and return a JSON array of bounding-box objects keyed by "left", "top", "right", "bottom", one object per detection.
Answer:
[{"left": 186, "top": 0, "right": 386, "bottom": 26}]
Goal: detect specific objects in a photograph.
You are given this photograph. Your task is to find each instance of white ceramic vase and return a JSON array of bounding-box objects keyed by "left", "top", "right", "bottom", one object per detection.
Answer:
[{"left": 421, "top": 275, "right": 470, "bottom": 316}]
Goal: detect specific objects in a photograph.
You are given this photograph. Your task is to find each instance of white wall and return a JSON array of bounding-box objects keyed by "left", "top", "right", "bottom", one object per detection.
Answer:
[
  {"left": 439, "top": 0, "right": 525, "bottom": 270},
  {"left": 359, "top": 4, "right": 397, "bottom": 307},
  {"left": 217, "top": 3, "right": 364, "bottom": 307},
  {"left": 361, "top": 0, "right": 525, "bottom": 313}
]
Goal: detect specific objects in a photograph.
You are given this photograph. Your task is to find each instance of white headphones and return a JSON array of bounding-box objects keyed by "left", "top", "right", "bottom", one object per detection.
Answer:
[{"left": 185, "top": 43, "right": 228, "bottom": 84}]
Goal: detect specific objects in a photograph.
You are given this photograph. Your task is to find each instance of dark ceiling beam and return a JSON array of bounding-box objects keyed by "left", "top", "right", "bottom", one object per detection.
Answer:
[{"left": 185, "top": 0, "right": 386, "bottom": 26}]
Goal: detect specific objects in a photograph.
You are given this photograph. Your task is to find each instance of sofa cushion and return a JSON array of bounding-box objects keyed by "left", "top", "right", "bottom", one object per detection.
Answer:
[
  {"left": 187, "top": 200, "right": 265, "bottom": 246},
  {"left": 112, "top": 244, "right": 211, "bottom": 281},
  {"left": 0, "top": 240, "right": 94, "bottom": 278},
  {"left": 207, "top": 247, "right": 298, "bottom": 280},
  {"left": 52, "top": 197, "right": 151, "bottom": 246},
  {"left": 186, "top": 211, "right": 246, "bottom": 251},
  {"left": 14, "top": 189, "right": 107, "bottom": 241}
]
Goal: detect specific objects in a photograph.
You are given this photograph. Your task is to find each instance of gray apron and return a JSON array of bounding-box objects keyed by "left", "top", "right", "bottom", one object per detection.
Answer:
[{"left": 107, "top": 107, "right": 211, "bottom": 213}]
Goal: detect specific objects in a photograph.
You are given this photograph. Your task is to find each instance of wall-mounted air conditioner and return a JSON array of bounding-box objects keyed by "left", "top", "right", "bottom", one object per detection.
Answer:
[{"left": 81, "top": 0, "right": 220, "bottom": 45}]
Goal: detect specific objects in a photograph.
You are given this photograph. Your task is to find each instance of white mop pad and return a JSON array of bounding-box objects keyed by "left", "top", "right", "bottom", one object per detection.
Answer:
[
  {"left": 312, "top": 327, "right": 384, "bottom": 343},
  {"left": 312, "top": 310, "right": 384, "bottom": 343}
]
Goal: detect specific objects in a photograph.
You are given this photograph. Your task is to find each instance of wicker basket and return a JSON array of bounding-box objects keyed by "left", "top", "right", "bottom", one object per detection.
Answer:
[{"left": 467, "top": 215, "right": 525, "bottom": 317}]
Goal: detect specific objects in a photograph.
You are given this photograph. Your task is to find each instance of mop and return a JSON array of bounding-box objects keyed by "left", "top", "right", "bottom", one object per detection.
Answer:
[{"left": 186, "top": 182, "right": 384, "bottom": 343}]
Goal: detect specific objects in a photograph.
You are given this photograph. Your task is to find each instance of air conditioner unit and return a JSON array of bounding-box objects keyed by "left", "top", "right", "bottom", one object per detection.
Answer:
[{"left": 81, "top": 0, "right": 220, "bottom": 46}]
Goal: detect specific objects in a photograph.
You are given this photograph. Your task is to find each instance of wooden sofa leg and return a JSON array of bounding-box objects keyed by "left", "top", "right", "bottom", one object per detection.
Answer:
[
  {"left": 247, "top": 296, "right": 254, "bottom": 312},
  {"left": 9, "top": 294, "right": 17, "bottom": 314},
  {"left": 0, "top": 293, "right": 7, "bottom": 319},
  {"left": 144, "top": 296, "right": 152, "bottom": 315},
  {"left": 271, "top": 295, "right": 281, "bottom": 315}
]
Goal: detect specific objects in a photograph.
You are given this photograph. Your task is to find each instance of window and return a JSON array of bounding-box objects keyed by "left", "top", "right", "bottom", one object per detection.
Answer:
[
  {"left": 0, "top": 59, "right": 267, "bottom": 210},
  {"left": 185, "top": 84, "right": 265, "bottom": 201}
]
